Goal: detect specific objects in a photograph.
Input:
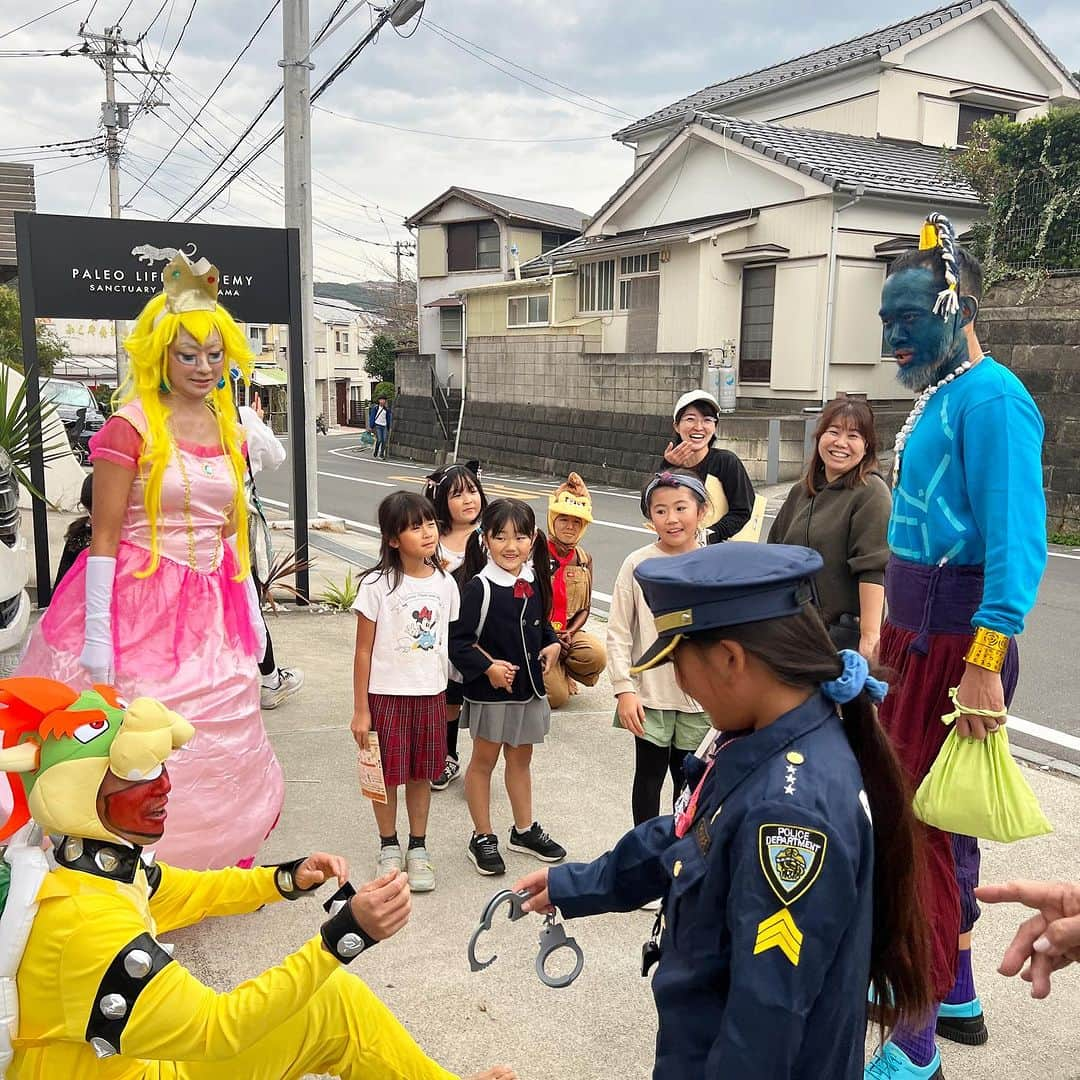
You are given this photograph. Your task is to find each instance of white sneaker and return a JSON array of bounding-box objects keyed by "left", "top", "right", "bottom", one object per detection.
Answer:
[
  {"left": 405, "top": 846, "right": 436, "bottom": 892},
  {"left": 377, "top": 844, "right": 403, "bottom": 875},
  {"left": 261, "top": 668, "right": 304, "bottom": 710}
]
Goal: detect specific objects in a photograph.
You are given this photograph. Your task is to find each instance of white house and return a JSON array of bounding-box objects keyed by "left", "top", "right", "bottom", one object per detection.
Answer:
[
  {"left": 406, "top": 187, "right": 587, "bottom": 385},
  {"left": 457, "top": 0, "right": 1077, "bottom": 405}
]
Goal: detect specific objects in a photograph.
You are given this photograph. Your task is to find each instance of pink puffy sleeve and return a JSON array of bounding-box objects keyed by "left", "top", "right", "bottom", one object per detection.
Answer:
[{"left": 89, "top": 415, "right": 144, "bottom": 471}]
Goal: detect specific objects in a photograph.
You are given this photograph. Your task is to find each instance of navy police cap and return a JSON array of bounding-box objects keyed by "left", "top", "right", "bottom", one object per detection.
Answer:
[{"left": 629, "top": 543, "right": 823, "bottom": 674}]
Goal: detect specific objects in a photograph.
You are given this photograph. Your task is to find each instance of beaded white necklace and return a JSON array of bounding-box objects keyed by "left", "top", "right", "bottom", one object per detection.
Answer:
[{"left": 891, "top": 358, "right": 973, "bottom": 487}]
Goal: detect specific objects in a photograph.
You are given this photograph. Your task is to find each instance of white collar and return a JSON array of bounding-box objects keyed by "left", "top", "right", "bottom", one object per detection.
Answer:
[{"left": 479, "top": 559, "right": 535, "bottom": 587}]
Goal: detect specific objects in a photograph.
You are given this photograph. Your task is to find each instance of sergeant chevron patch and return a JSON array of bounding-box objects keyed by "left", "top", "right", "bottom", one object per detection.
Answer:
[{"left": 754, "top": 908, "right": 803, "bottom": 966}]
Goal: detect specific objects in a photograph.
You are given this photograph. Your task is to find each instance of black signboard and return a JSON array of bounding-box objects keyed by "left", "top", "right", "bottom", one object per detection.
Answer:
[
  {"left": 15, "top": 211, "right": 310, "bottom": 606},
  {"left": 24, "top": 214, "right": 291, "bottom": 322}
]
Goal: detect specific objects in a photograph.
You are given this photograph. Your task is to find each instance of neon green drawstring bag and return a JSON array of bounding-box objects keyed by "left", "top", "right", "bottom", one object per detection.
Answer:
[{"left": 913, "top": 689, "right": 1053, "bottom": 843}]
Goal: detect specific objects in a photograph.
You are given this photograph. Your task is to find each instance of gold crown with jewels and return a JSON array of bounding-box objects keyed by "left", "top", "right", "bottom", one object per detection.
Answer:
[{"left": 162, "top": 252, "right": 220, "bottom": 314}]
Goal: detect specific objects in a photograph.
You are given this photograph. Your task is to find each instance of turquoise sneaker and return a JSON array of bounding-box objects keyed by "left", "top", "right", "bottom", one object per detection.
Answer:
[
  {"left": 865, "top": 1043, "right": 943, "bottom": 1079},
  {"left": 937, "top": 996, "right": 988, "bottom": 1045}
]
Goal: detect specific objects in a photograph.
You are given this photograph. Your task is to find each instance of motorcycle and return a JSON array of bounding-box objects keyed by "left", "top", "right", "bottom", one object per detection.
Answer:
[{"left": 62, "top": 407, "right": 90, "bottom": 466}]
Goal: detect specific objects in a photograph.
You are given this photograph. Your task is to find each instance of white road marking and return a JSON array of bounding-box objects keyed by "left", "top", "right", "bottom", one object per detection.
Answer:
[
  {"left": 1007, "top": 715, "right": 1080, "bottom": 754},
  {"left": 1048, "top": 551, "right": 1080, "bottom": 561}
]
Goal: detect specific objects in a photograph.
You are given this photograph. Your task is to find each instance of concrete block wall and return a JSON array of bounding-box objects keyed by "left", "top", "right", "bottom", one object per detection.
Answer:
[{"left": 981, "top": 277, "right": 1080, "bottom": 532}]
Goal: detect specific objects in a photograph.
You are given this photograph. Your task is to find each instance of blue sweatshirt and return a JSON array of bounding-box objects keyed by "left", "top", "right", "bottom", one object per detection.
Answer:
[{"left": 888, "top": 357, "right": 1046, "bottom": 635}]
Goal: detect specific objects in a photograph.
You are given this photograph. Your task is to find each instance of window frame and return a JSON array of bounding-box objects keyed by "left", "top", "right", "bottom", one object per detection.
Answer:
[
  {"left": 617, "top": 250, "right": 661, "bottom": 311},
  {"left": 333, "top": 328, "right": 350, "bottom": 354},
  {"left": 439, "top": 305, "right": 464, "bottom": 349},
  {"left": 446, "top": 219, "right": 502, "bottom": 273},
  {"left": 738, "top": 263, "right": 777, "bottom": 385},
  {"left": 578, "top": 258, "right": 616, "bottom": 314},
  {"left": 506, "top": 292, "right": 551, "bottom": 329}
]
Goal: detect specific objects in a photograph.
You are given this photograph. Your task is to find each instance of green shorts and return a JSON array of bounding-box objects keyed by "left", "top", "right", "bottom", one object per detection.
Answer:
[{"left": 613, "top": 707, "right": 711, "bottom": 752}]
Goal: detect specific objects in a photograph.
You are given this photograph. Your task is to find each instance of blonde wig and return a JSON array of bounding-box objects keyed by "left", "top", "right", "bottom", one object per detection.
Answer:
[{"left": 116, "top": 292, "right": 255, "bottom": 580}]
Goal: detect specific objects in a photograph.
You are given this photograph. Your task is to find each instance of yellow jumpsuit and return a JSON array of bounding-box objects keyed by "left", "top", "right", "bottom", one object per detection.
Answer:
[{"left": 11, "top": 860, "right": 458, "bottom": 1080}]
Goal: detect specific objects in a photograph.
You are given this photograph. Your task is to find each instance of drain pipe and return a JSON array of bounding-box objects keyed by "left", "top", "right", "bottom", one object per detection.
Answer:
[
  {"left": 451, "top": 295, "right": 467, "bottom": 464},
  {"left": 820, "top": 185, "right": 864, "bottom": 406}
]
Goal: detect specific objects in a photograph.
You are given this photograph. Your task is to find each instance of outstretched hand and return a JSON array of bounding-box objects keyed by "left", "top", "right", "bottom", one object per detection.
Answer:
[
  {"left": 975, "top": 879, "right": 1080, "bottom": 998},
  {"left": 295, "top": 852, "right": 349, "bottom": 891},
  {"left": 513, "top": 868, "right": 554, "bottom": 915}
]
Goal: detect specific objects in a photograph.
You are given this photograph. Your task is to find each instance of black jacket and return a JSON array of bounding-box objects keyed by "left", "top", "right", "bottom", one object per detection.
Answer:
[
  {"left": 449, "top": 564, "right": 558, "bottom": 703},
  {"left": 658, "top": 446, "right": 755, "bottom": 543}
]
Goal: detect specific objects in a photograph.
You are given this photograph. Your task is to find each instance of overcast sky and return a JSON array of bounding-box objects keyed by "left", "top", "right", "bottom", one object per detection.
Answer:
[{"left": 3, "top": 0, "right": 1077, "bottom": 283}]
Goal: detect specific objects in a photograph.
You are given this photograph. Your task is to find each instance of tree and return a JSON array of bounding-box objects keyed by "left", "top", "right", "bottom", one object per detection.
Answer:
[
  {"left": 0, "top": 286, "right": 68, "bottom": 376},
  {"left": 364, "top": 333, "right": 397, "bottom": 384}
]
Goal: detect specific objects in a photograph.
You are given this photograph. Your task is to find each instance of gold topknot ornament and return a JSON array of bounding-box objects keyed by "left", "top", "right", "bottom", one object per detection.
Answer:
[{"left": 162, "top": 252, "right": 220, "bottom": 314}]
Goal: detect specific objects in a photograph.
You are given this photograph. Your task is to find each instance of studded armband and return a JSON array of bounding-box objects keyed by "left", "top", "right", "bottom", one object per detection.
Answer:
[
  {"left": 85, "top": 933, "right": 174, "bottom": 1059},
  {"left": 271, "top": 858, "right": 320, "bottom": 900},
  {"left": 320, "top": 898, "right": 378, "bottom": 964}
]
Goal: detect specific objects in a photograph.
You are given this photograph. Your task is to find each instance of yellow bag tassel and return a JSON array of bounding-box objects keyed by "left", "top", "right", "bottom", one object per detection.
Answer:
[{"left": 919, "top": 222, "right": 939, "bottom": 250}]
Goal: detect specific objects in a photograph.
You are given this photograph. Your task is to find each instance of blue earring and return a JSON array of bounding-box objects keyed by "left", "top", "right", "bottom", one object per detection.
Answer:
[
  {"left": 159, "top": 380, "right": 170, "bottom": 393},
  {"left": 217, "top": 376, "right": 226, "bottom": 390}
]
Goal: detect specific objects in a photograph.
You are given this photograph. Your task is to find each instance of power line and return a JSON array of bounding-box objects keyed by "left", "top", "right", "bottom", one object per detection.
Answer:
[
  {"left": 0, "top": 0, "right": 83, "bottom": 41},
  {"left": 124, "top": 0, "right": 280, "bottom": 204},
  {"left": 137, "top": 0, "right": 172, "bottom": 42},
  {"left": 136, "top": 0, "right": 197, "bottom": 114},
  {"left": 425, "top": 19, "right": 635, "bottom": 120},
  {"left": 314, "top": 103, "right": 611, "bottom": 143},
  {"left": 424, "top": 22, "right": 633, "bottom": 122}
]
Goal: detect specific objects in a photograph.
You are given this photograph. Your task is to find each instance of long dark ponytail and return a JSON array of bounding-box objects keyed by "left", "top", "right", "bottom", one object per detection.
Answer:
[
  {"left": 693, "top": 606, "right": 932, "bottom": 1037},
  {"left": 457, "top": 498, "right": 553, "bottom": 622}
]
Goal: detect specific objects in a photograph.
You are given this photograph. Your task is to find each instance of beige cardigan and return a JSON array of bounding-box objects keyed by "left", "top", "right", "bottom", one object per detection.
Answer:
[{"left": 606, "top": 543, "right": 704, "bottom": 713}]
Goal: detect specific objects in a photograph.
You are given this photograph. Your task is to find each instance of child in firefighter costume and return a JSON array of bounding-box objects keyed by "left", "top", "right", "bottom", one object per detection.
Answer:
[
  {"left": 0, "top": 677, "right": 514, "bottom": 1080},
  {"left": 543, "top": 473, "right": 606, "bottom": 709}
]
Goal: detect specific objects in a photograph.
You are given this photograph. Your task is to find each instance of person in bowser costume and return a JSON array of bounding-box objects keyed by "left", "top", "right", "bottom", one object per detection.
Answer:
[
  {"left": 512, "top": 544, "right": 934, "bottom": 1078},
  {"left": 0, "top": 677, "right": 515, "bottom": 1080}
]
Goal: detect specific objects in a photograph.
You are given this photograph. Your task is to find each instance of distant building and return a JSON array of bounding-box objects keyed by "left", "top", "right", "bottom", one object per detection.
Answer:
[{"left": 0, "top": 162, "right": 35, "bottom": 284}]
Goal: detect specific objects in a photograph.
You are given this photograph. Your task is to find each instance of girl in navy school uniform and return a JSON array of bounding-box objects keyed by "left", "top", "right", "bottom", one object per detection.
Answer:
[
  {"left": 514, "top": 543, "right": 934, "bottom": 1079},
  {"left": 423, "top": 461, "right": 488, "bottom": 792},
  {"left": 450, "top": 498, "right": 567, "bottom": 877}
]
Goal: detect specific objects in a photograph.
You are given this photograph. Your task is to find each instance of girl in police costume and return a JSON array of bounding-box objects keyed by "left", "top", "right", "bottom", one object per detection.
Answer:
[
  {"left": 514, "top": 543, "right": 934, "bottom": 1078},
  {"left": 450, "top": 498, "right": 567, "bottom": 877}
]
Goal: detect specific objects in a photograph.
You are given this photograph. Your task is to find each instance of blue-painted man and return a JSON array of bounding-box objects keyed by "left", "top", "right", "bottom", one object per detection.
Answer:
[{"left": 865, "top": 213, "right": 1047, "bottom": 1079}]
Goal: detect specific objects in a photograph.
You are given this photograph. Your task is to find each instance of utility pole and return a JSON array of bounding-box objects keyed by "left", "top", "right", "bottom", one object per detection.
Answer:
[
  {"left": 79, "top": 23, "right": 162, "bottom": 385},
  {"left": 281, "top": 0, "right": 318, "bottom": 518},
  {"left": 395, "top": 240, "right": 403, "bottom": 305}
]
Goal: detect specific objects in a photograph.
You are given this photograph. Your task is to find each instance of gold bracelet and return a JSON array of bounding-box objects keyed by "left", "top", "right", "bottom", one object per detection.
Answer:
[{"left": 964, "top": 627, "right": 1010, "bottom": 673}]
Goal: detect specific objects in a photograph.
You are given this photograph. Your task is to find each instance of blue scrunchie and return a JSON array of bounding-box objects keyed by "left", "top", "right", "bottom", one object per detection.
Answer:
[{"left": 821, "top": 649, "right": 889, "bottom": 705}]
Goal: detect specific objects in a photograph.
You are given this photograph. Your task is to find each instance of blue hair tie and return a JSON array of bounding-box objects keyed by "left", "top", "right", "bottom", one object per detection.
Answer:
[{"left": 821, "top": 650, "right": 889, "bottom": 705}]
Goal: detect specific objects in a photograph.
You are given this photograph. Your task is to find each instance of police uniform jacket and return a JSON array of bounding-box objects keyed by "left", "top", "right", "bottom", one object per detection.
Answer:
[
  {"left": 449, "top": 563, "right": 558, "bottom": 703},
  {"left": 547, "top": 692, "right": 874, "bottom": 1079}
]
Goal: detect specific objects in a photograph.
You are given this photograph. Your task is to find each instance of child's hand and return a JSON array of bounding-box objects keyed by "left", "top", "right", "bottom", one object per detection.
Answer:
[
  {"left": 539, "top": 642, "right": 561, "bottom": 674},
  {"left": 616, "top": 692, "right": 647, "bottom": 737},
  {"left": 513, "top": 868, "right": 554, "bottom": 915},
  {"left": 486, "top": 660, "right": 517, "bottom": 692},
  {"left": 351, "top": 711, "right": 372, "bottom": 749}
]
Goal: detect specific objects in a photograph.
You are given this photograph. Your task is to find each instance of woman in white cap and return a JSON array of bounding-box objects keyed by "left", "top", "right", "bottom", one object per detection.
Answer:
[{"left": 661, "top": 389, "right": 755, "bottom": 544}]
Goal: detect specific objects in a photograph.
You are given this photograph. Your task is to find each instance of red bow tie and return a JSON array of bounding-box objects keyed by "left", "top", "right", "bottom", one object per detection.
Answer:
[{"left": 513, "top": 579, "right": 533, "bottom": 599}]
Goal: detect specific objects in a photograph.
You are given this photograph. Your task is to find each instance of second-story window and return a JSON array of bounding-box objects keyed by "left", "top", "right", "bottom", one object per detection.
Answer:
[
  {"left": 447, "top": 220, "right": 501, "bottom": 271},
  {"left": 542, "top": 230, "right": 577, "bottom": 254},
  {"left": 334, "top": 329, "right": 350, "bottom": 354}
]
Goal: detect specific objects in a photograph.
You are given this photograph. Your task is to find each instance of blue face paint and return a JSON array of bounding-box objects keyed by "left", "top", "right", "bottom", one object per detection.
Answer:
[{"left": 879, "top": 267, "right": 969, "bottom": 390}]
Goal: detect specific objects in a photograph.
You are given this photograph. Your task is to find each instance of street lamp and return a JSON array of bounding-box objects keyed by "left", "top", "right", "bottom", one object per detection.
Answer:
[{"left": 389, "top": 0, "right": 425, "bottom": 27}]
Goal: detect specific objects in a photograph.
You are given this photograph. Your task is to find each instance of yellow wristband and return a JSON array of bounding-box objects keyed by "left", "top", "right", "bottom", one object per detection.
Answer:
[{"left": 964, "top": 627, "right": 1010, "bottom": 673}]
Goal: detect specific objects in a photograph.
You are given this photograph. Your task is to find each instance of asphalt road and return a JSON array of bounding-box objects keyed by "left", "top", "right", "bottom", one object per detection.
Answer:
[{"left": 257, "top": 432, "right": 1080, "bottom": 771}]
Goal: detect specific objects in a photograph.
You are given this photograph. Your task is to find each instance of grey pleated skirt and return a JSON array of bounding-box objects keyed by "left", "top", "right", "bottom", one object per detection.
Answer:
[{"left": 461, "top": 695, "right": 551, "bottom": 746}]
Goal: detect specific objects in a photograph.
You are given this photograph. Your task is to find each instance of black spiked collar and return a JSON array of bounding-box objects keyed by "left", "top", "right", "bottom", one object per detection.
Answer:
[{"left": 54, "top": 835, "right": 146, "bottom": 885}]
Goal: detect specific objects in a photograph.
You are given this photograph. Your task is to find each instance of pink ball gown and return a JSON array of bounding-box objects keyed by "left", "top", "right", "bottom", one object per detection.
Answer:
[{"left": 17, "top": 400, "right": 284, "bottom": 869}]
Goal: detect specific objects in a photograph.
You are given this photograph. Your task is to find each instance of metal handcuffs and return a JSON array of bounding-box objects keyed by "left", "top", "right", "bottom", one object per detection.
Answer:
[{"left": 467, "top": 888, "right": 585, "bottom": 989}]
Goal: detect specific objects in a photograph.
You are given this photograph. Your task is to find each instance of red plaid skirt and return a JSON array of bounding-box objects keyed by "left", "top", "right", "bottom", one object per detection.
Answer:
[{"left": 369, "top": 692, "right": 447, "bottom": 786}]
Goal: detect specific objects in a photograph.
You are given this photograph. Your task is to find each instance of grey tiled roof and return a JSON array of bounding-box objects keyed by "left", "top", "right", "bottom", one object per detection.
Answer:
[
  {"left": 456, "top": 189, "right": 589, "bottom": 232},
  {"left": 694, "top": 115, "right": 980, "bottom": 203},
  {"left": 613, "top": 0, "right": 1078, "bottom": 142}
]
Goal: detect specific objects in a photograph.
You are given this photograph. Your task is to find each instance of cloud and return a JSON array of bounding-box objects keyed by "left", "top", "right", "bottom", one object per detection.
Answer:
[{"left": 2, "top": 0, "right": 1076, "bottom": 283}]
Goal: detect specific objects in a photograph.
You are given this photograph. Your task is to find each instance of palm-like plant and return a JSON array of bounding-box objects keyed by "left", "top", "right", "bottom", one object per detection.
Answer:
[
  {"left": 259, "top": 548, "right": 315, "bottom": 612},
  {"left": 0, "top": 363, "right": 68, "bottom": 500}
]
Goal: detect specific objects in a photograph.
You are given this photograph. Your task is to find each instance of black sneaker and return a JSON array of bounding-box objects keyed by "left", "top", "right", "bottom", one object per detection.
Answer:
[
  {"left": 468, "top": 832, "right": 505, "bottom": 876},
  {"left": 431, "top": 755, "right": 461, "bottom": 792},
  {"left": 508, "top": 822, "right": 566, "bottom": 863}
]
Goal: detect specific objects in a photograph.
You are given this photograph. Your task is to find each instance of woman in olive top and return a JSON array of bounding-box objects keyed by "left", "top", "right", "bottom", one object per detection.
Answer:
[{"left": 768, "top": 397, "right": 891, "bottom": 660}]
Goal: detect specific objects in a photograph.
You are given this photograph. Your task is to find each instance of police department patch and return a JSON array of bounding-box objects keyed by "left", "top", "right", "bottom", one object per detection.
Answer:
[{"left": 758, "top": 823, "right": 827, "bottom": 906}]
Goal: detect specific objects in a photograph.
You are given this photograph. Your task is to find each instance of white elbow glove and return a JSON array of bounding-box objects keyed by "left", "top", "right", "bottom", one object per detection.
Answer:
[
  {"left": 226, "top": 536, "right": 268, "bottom": 657},
  {"left": 80, "top": 556, "right": 116, "bottom": 684}
]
